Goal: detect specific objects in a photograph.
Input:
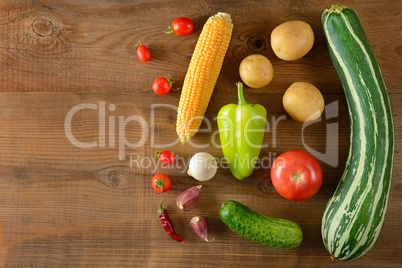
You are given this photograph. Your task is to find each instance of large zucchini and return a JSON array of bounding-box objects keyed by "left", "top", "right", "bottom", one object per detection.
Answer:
[{"left": 321, "top": 5, "right": 394, "bottom": 260}]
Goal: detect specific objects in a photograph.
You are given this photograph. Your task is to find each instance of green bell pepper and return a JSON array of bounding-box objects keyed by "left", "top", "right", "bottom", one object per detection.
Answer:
[{"left": 217, "top": 82, "right": 267, "bottom": 180}]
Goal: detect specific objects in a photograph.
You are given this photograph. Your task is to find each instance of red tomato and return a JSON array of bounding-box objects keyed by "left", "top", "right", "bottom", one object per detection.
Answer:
[
  {"left": 152, "top": 77, "right": 175, "bottom": 95},
  {"left": 172, "top": 17, "right": 194, "bottom": 36},
  {"left": 136, "top": 40, "right": 151, "bottom": 62},
  {"left": 271, "top": 149, "right": 322, "bottom": 201},
  {"left": 164, "top": 17, "right": 194, "bottom": 36},
  {"left": 152, "top": 173, "right": 171, "bottom": 193},
  {"left": 157, "top": 151, "right": 176, "bottom": 165}
]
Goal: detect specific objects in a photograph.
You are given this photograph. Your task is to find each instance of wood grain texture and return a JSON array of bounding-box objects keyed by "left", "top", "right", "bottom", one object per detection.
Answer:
[{"left": 0, "top": 0, "right": 401, "bottom": 267}]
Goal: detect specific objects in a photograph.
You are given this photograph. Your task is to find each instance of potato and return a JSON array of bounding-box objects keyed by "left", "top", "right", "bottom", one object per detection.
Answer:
[
  {"left": 239, "top": 54, "right": 274, "bottom": 88},
  {"left": 271, "top": 20, "right": 314, "bottom": 61},
  {"left": 282, "top": 82, "right": 324, "bottom": 122}
]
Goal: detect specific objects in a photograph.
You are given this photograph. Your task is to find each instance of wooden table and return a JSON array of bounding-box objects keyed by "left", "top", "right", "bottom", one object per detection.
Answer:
[{"left": 0, "top": 0, "right": 400, "bottom": 267}]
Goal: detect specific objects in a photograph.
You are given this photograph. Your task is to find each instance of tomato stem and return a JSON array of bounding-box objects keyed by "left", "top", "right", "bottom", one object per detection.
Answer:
[
  {"left": 163, "top": 25, "right": 175, "bottom": 35},
  {"left": 156, "top": 174, "right": 165, "bottom": 192},
  {"left": 165, "top": 75, "right": 180, "bottom": 91},
  {"left": 136, "top": 39, "right": 144, "bottom": 47},
  {"left": 291, "top": 172, "right": 303, "bottom": 182}
]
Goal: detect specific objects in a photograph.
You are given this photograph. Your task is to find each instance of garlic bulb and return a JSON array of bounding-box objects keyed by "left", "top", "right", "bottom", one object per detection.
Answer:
[{"left": 187, "top": 152, "right": 218, "bottom": 181}]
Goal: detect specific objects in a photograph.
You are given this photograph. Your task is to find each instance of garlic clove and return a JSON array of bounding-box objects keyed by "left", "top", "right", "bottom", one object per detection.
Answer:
[
  {"left": 176, "top": 185, "right": 202, "bottom": 211},
  {"left": 190, "top": 215, "right": 214, "bottom": 242}
]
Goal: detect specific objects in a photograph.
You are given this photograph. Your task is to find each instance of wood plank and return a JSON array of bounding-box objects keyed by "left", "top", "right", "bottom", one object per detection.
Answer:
[
  {"left": 0, "top": 92, "right": 401, "bottom": 267},
  {"left": 0, "top": 0, "right": 401, "bottom": 267},
  {"left": 0, "top": 0, "right": 400, "bottom": 93}
]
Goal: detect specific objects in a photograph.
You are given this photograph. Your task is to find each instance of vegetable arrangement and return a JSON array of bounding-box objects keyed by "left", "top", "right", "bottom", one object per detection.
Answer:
[
  {"left": 321, "top": 5, "right": 394, "bottom": 261},
  {"left": 142, "top": 5, "right": 393, "bottom": 262}
]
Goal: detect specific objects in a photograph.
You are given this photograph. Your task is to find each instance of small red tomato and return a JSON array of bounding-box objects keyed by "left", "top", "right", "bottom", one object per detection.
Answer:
[
  {"left": 152, "top": 76, "right": 176, "bottom": 95},
  {"left": 157, "top": 151, "right": 176, "bottom": 165},
  {"left": 271, "top": 149, "right": 322, "bottom": 201},
  {"left": 164, "top": 17, "right": 194, "bottom": 36},
  {"left": 152, "top": 173, "right": 171, "bottom": 193},
  {"left": 136, "top": 40, "right": 151, "bottom": 62}
]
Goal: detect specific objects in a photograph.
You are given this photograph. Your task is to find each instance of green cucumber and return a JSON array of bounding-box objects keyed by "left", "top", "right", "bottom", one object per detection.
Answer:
[
  {"left": 321, "top": 5, "right": 394, "bottom": 260},
  {"left": 219, "top": 200, "right": 303, "bottom": 249}
]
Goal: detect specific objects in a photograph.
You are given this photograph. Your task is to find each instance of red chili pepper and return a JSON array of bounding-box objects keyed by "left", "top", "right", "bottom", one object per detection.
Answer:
[{"left": 157, "top": 199, "right": 185, "bottom": 244}]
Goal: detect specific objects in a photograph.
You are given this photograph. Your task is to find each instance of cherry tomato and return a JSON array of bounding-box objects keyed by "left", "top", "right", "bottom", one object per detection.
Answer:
[
  {"left": 164, "top": 17, "right": 194, "bottom": 36},
  {"left": 157, "top": 151, "right": 176, "bottom": 165},
  {"left": 152, "top": 173, "right": 171, "bottom": 193},
  {"left": 152, "top": 76, "right": 176, "bottom": 95},
  {"left": 136, "top": 40, "right": 151, "bottom": 62},
  {"left": 271, "top": 149, "right": 322, "bottom": 201}
]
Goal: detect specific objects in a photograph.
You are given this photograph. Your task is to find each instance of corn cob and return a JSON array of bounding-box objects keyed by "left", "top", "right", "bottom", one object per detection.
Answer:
[{"left": 176, "top": 12, "right": 233, "bottom": 143}]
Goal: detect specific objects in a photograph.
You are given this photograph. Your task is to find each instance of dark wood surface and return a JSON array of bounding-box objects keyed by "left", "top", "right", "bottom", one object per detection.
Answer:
[{"left": 0, "top": 0, "right": 401, "bottom": 267}]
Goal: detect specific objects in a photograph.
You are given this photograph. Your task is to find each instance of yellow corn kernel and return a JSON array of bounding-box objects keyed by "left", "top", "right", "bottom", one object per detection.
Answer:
[{"left": 176, "top": 12, "right": 233, "bottom": 143}]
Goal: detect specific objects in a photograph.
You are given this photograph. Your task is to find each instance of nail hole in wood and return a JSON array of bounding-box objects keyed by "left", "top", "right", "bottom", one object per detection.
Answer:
[{"left": 247, "top": 37, "right": 266, "bottom": 52}]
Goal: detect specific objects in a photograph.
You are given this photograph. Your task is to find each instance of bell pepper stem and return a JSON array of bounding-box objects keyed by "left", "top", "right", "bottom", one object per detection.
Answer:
[{"left": 236, "top": 82, "right": 247, "bottom": 105}]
